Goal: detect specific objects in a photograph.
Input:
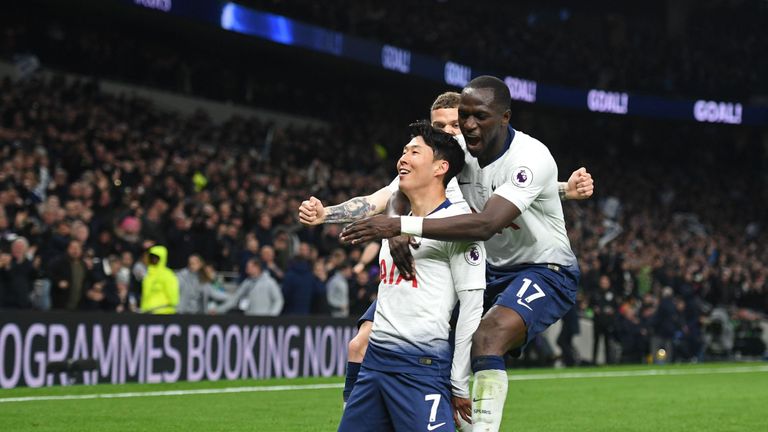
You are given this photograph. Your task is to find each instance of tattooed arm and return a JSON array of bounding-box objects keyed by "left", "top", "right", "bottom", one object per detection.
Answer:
[{"left": 298, "top": 185, "right": 394, "bottom": 225}]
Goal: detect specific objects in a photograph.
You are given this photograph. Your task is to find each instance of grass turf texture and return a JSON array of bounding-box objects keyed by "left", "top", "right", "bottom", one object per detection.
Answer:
[{"left": 1, "top": 363, "right": 766, "bottom": 431}]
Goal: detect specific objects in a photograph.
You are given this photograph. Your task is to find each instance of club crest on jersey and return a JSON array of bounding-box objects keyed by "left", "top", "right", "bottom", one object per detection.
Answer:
[
  {"left": 512, "top": 167, "right": 533, "bottom": 188},
  {"left": 464, "top": 243, "right": 483, "bottom": 266}
]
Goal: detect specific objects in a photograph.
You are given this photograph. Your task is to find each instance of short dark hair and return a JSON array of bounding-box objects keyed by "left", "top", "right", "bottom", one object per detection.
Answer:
[
  {"left": 465, "top": 75, "right": 511, "bottom": 113},
  {"left": 430, "top": 92, "right": 461, "bottom": 111},
  {"left": 408, "top": 120, "right": 465, "bottom": 187}
]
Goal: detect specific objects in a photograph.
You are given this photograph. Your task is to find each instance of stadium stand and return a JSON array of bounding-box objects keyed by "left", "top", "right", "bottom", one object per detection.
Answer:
[{"left": 0, "top": 0, "right": 765, "bottom": 366}]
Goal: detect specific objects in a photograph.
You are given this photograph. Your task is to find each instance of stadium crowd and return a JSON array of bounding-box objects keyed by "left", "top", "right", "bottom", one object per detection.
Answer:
[
  {"left": 1, "top": 1, "right": 766, "bottom": 365},
  {"left": 0, "top": 74, "right": 765, "bottom": 365}
]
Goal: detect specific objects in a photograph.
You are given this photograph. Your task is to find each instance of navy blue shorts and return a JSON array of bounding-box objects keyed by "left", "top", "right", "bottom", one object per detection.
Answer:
[
  {"left": 485, "top": 263, "right": 579, "bottom": 351},
  {"left": 339, "top": 367, "right": 454, "bottom": 432}
]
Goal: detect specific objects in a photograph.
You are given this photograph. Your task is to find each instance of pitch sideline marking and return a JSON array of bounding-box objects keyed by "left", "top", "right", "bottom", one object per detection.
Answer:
[{"left": 1, "top": 365, "right": 766, "bottom": 404}]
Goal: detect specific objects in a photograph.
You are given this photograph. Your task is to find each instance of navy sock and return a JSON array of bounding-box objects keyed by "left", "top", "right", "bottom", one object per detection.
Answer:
[
  {"left": 471, "top": 355, "right": 505, "bottom": 373},
  {"left": 343, "top": 361, "right": 362, "bottom": 402}
]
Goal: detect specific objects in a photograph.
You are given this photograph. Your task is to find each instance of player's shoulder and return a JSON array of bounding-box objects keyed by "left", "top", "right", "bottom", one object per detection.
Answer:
[
  {"left": 512, "top": 129, "right": 549, "bottom": 152},
  {"left": 507, "top": 129, "right": 554, "bottom": 164},
  {"left": 429, "top": 202, "right": 471, "bottom": 219}
]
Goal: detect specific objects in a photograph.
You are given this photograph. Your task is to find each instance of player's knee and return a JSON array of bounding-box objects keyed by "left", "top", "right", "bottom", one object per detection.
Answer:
[{"left": 348, "top": 332, "right": 370, "bottom": 363}]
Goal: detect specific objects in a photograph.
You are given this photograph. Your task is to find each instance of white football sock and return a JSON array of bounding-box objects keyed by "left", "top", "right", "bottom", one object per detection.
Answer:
[{"left": 471, "top": 369, "right": 508, "bottom": 432}]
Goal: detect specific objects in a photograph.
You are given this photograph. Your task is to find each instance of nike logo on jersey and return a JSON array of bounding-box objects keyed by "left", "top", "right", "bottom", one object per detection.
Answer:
[{"left": 427, "top": 422, "right": 446, "bottom": 431}]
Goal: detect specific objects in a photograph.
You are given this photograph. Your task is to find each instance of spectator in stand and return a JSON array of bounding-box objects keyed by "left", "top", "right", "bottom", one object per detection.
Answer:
[
  {"left": 326, "top": 260, "right": 351, "bottom": 318},
  {"left": 238, "top": 233, "right": 260, "bottom": 282},
  {"left": 114, "top": 268, "right": 137, "bottom": 313},
  {"left": 350, "top": 268, "right": 377, "bottom": 318},
  {"left": 213, "top": 258, "right": 283, "bottom": 316},
  {"left": 0, "top": 237, "right": 40, "bottom": 309},
  {"left": 176, "top": 254, "right": 208, "bottom": 314},
  {"left": 166, "top": 212, "right": 195, "bottom": 270},
  {"left": 260, "top": 244, "right": 284, "bottom": 281},
  {"left": 616, "top": 301, "right": 648, "bottom": 363},
  {"left": 140, "top": 245, "right": 179, "bottom": 314},
  {"left": 311, "top": 257, "right": 329, "bottom": 315},
  {"left": 652, "top": 287, "right": 684, "bottom": 361},
  {"left": 255, "top": 214, "right": 275, "bottom": 247},
  {"left": 82, "top": 255, "right": 120, "bottom": 311},
  {"left": 48, "top": 239, "right": 89, "bottom": 310},
  {"left": 591, "top": 275, "right": 618, "bottom": 364},
  {"left": 281, "top": 242, "right": 319, "bottom": 315}
]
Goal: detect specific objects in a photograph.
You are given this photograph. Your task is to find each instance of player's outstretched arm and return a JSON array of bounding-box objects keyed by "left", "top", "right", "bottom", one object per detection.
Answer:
[
  {"left": 340, "top": 195, "right": 521, "bottom": 244},
  {"left": 560, "top": 167, "right": 594, "bottom": 201},
  {"left": 298, "top": 185, "right": 393, "bottom": 226}
]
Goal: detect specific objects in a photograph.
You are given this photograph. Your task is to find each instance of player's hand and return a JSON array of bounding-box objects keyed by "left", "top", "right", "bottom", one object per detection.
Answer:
[
  {"left": 388, "top": 235, "right": 415, "bottom": 280},
  {"left": 298, "top": 196, "right": 325, "bottom": 226},
  {"left": 340, "top": 215, "right": 400, "bottom": 245},
  {"left": 565, "top": 167, "right": 594, "bottom": 200},
  {"left": 451, "top": 396, "right": 472, "bottom": 425}
]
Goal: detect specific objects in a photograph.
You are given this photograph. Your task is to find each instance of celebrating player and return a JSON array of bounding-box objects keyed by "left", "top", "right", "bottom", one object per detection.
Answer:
[
  {"left": 298, "top": 90, "right": 593, "bottom": 415},
  {"left": 341, "top": 76, "right": 581, "bottom": 432},
  {"left": 338, "top": 121, "right": 484, "bottom": 432}
]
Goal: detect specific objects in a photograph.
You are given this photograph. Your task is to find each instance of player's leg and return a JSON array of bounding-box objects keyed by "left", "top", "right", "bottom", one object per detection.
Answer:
[
  {"left": 382, "top": 372, "right": 454, "bottom": 432},
  {"left": 338, "top": 367, "right": 392, "bottom": 432},
  {"left": 468, "top": 305, "right": 523, "bottom": 432},
  {"left": 470, "top": 266, "right": 578, "bottom": 432},
  {"left": 343, "top": 300, "right": 376, "bottom": 405}
]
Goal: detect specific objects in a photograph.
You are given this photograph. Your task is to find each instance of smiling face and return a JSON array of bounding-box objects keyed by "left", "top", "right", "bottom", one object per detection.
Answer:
[
  {"left": 458, "top": 87, "right": 511, "bottom": 163},
  {"left": 397, "top": 136, "right": 447, "bottom": 193}
]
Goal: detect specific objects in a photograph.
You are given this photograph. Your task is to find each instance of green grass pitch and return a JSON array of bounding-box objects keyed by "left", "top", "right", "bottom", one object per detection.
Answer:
[{"left": 1, "top": 363, "right": 766, "bottom": 431}]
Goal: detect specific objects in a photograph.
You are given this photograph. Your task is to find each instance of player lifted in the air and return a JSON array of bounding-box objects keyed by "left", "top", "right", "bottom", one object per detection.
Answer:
[
  {"left": 298, "top": 92, "right": 593, "bottom": 422},
  {"left": 338, "top": 121, "right": 485, "bottom": 432},
  {"left": 342, "top": 76, "right": 582, "bottom": 432}
]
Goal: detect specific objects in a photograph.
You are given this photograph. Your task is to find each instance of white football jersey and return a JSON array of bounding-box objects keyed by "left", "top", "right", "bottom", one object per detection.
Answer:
[
  {"left": 388, "top": 177, "right": 468, "bottom": 212},
  {"left": 370, "top": 202, "right": 486, "bottom": 361},
  {"left": 455, "top": 128, "right": 578, "bottom": 268}
]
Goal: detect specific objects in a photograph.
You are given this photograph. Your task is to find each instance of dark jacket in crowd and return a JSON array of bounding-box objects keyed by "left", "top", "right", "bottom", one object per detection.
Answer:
[
  {"left": 0, "top": 258, "right": 38, "bottom": 309},
  {"left": 281, "top": 259, "right": 317, "bottom": 315},
  {"left": 48, "top": 255, "right": 90, "bottom": 310}
]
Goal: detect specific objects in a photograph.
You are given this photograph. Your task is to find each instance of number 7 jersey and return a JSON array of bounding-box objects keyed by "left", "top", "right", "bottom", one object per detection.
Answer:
[{"left": 369, "top": 201, "right": 486, "bottom": 368}]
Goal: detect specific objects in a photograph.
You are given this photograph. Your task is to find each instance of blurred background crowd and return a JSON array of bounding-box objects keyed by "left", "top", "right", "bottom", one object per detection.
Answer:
[{"left": 0, "top": 0, "right": 766, "bottom": 364}]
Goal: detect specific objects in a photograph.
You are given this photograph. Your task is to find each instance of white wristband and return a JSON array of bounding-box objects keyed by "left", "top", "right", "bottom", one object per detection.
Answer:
[{"left": 400, "top": 216, "right": 423, "bottom": 237}]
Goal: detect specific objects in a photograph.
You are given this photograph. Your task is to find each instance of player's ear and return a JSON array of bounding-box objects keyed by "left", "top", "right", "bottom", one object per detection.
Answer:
[
  {"left": 501, "top": 109, "right": 511, "bottom": 126},
  {"left": 433, "top": 159, "right": 449, "bottom": 178}
]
